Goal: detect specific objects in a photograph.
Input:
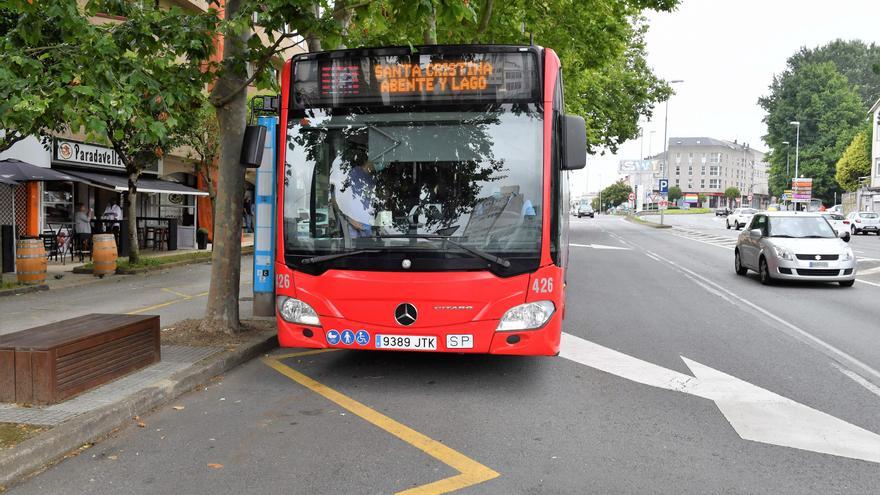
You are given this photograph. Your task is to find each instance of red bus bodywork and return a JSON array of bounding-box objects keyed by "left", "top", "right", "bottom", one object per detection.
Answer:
[{"left": 274, "top": 47, "right": 567, "bottom": 356}]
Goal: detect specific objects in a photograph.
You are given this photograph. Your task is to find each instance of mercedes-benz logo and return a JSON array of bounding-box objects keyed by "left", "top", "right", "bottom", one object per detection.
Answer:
[
  {"left": 394, "top": 303, "right": 418, "bottom": 326},
  {"left": 815, "top": 255, "right": 822, "bottom": 260}
]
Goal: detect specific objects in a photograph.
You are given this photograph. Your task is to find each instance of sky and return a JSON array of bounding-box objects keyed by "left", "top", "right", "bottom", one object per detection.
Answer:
[{"left": 572, "top": 0, "right": 880, "bottom": 197}]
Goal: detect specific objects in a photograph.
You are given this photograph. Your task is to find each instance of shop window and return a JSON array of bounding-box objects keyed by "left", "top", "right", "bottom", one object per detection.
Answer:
[{"left": 43, "top": 182, "right": 74, "bottom": 229}]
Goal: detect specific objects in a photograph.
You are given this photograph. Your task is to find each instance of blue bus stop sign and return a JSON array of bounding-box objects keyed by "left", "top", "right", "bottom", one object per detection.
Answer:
[{"left": 659, "top": 179, "right": 669, "bottom": 194}]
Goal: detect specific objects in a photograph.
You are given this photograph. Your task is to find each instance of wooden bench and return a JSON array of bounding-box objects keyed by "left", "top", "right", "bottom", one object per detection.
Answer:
[{"left": 0, "top": 314, "right": 160, "bottom": 405}]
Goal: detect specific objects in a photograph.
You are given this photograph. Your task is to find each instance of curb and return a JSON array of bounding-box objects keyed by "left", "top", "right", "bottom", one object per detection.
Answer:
[
  {"left": 624, "top": 215, "right": 672, "bottom": 229},
  {"left": 0, "top": 284, "right": 49, "bottom": 298},
  {"left": 0, "top": 331, "right": 278, "bottom": 489}
]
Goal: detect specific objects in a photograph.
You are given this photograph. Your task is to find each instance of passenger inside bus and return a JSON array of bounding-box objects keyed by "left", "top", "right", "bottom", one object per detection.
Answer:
[{"left": 329, "top": 150, "right": 376, "bottom": 238}]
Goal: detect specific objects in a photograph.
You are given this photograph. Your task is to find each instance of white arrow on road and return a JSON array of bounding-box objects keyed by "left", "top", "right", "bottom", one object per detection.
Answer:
[
  {"left": 570, "top": 243, "right": 631, "bottom": 250},
  {"left": 560, "top": 332, "right": 880, "bottom": 463}
]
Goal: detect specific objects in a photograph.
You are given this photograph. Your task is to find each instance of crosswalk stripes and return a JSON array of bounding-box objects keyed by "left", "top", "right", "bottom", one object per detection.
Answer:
[{"left": 668, "top": 226, "right": 738, "bottom": 250}]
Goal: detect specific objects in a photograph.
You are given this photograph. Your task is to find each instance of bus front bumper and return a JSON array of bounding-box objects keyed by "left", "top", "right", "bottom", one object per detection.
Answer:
[{"left": 277, "top": 315, "right": 561, "bottom": 356}]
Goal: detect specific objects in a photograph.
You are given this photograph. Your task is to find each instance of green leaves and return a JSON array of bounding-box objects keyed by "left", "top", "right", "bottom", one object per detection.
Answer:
[
  {"left": 760, "top": 58, "right": 867, "bottom": 201},
  {"left": 835, "top": 125, "right": 872, "bottom": 192}
]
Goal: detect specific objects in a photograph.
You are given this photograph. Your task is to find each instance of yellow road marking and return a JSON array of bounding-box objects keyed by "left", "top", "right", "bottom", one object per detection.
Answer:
[
  {"left": 126, "top": 289, "right": 209, "bottom": 315},
  {"left": 161, "top": 288, "right": 193, "bottom": 299},
  {"left": 273, "top": 349, "right": 340, "bottom": 360},
  {"left": 263, "top": 352, "right": 500, "bottom": 494}
]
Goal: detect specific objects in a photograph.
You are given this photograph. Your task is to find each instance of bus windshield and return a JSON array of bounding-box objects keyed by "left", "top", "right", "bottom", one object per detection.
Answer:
[{"left": 283, "top": 104, "right": 544, "bottom": 270}]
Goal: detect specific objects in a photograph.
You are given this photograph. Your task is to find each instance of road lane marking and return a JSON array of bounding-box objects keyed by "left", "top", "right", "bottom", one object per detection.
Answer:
[
  {"left": 126, "top": 290, "right": 209, "bottom": 315},
  {"left": 264, "top": 352, "right": 500, "bottom": 494},
  {"left": 161, "top": 288, "right": 193, "bottom": 299},
  {"left": 570, "top": 243, "right": 631, "bottom": 250},
  {"left": 560, "top": 333, "right": 880, "bottom": 464},
  {"left": 640, "top": 248, "right": 880, "bottom": 385},
  {"left": 644, "top": 252, "right": 661, "bottom": 262},
  {"left": 856, "top": 279, "right": 880, "bottom": 288},
  {"left": 832, "top": 363, "right": 880, "bottom": 400}
]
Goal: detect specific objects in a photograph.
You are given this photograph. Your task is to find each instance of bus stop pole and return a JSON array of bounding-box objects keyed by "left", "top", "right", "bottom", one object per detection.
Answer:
[{"left": 252, "top": 116, "right": 277, "bottom": 317}]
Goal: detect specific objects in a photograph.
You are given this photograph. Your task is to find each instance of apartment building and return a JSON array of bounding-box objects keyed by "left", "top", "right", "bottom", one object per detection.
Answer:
[{"left": 659, "top": 137, "right": 769, "bottom": 208}]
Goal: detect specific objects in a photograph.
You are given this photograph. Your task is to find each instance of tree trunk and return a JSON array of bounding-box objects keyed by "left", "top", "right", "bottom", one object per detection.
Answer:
[
  {"left": 125, "top": 178, "right": 139, "bottom": 265},
  {"left": 473, "top": 0, "right": 494, "bottom": 43},
  {"left": 305, "top": 2, "right": 322, "bottom": 52},
  {"left": 423, "top": 2, "right": 437, "bottom": 44},
  {"left": 204, "top": 0, "right": 248, "bottom": 334}
]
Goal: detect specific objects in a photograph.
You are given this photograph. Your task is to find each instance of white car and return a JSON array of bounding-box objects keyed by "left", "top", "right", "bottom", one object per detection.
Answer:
[
  {"left": 821, "top": 213, "right": 850, "bottom": 241},
  {"left": 726, "top": 208, "right": 757, "bottom": 230},
  {"left": 846, "top": 211, "right": 880, "bottom": 235},
  {"left": 734, "top": 212, "right": 856, "bottom": 287}
]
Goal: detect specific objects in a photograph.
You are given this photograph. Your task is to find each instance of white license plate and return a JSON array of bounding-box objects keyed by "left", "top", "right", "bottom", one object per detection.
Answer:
[
  {"left": 809, "top": 261, "right": 829, "bottom": 267},
  {"left": 375, "top": 334, "right": 437, "bottom": 351}
]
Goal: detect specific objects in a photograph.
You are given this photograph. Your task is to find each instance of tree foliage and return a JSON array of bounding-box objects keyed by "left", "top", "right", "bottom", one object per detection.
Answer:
[
  {"left": 667, "top": 185, "right": 682, "bottom": 202},
  {"left": 724, "top": 186, "right": 740, "bottom": 200},
  {"left": 786, "top": 39, "right": 880, "bottom": 108},
  {"left": 598, "top": 180, "right": 633, "bottom": 209},
  {"left": 759, "top": 61, "right": 866, "bottom": 202},
  {"left": 0, "top": 2, "right": 85, "bottom": 152},
  {"left": 835, "top": 124, "right": 872, "bottom": 191}
]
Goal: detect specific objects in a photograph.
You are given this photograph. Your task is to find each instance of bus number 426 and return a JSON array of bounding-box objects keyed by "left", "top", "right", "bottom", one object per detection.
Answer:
[{"left": 533, "top": 278, "right": 553, "bottom": 294}]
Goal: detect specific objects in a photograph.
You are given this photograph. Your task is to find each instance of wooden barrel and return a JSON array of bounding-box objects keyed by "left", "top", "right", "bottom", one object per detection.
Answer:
[
  {"left": 92, "top": 234, "right": 118, "bottom": 276},
  {"left": 16, "top": 239, "right": 47, "bottom": 285}
]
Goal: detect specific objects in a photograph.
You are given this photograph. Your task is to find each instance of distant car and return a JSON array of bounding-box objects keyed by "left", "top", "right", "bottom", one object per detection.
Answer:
[
  {"left": 766, "top": 204, "right": 780, "bottom": 212},
  {"left": 734, "top": 212, "right": 855, "bottom": 287},
  {"left": 827, "top": 204, "right": 843, "bottom": 214},
  {"left": 715, "top": 207, "right": 731, "bottom": 217},
  {"left": 821, "top": 213, "right": 850, "bottom": 241},
  {"left": 576, "top": 203, "right": 594, "bottom": 218},
  {"left": 845, "top": 211, "right": 880, "bottom": 235},
  {"left": 726, "top": 208, "right": 757, "bottom": 230}
]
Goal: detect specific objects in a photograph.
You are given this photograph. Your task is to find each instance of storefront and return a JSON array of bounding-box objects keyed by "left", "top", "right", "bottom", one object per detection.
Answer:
[{"left": 51, "top": 138, "right": 207, "bottom": 249}]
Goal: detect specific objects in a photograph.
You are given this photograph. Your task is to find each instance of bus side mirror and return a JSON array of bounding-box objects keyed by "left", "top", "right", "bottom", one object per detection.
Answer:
[
  {"left": 240, "top": 125, "right": 267, "bottom": 168},
  {"left": 562, "top": 115, "right": 587, "bottom": 170}
]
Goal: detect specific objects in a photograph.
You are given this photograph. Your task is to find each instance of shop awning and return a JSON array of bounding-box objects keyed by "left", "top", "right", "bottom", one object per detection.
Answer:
[
  {"left": 1, "top": 159, "right": 84, "bottom": 182},
  {"left": 61, "top": 169, "right": 208, "bottom": 196}
]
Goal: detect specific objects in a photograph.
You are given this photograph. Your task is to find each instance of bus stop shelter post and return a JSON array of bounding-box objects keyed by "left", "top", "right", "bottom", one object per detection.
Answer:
[{"left": 252, "top": 116, "right": 278, "bottom": 317}]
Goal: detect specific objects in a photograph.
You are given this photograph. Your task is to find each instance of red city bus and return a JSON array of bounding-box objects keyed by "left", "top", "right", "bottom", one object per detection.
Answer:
[{"left": 274, "top": 45, "right": 586, "bottom": 355}]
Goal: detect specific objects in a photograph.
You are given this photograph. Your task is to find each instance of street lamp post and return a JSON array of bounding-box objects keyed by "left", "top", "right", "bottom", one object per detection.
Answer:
[
  {"left": 790, "top": 121, "right": 800, "bottom": 210},
  {"left": 781, "top": 141, "right": 790, "bottom": 210},
  {"left": 661, "top": 79, "right": 684, "bottom": 226}
]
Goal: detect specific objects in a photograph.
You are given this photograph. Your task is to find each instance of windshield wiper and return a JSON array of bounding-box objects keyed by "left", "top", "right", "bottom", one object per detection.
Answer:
[
  {"left": 376, "top": 234, "right": 512, "bottom": 268},
  {"left": 301, "top": 250, "right": 382, "bottom": 265},
  {"left": 770, "top": 235, "right": 794, "bottom": 238}
]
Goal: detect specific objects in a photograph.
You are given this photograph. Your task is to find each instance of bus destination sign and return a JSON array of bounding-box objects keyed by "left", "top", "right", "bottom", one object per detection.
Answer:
[{"left": 294, "top": 50, "right": 539, "bottom": 108}]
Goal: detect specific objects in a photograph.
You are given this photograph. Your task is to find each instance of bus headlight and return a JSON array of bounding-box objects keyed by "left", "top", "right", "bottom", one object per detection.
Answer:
[
  {"left": 496, "top": 301, "right": 555, "bottom": 331},
  {"left": 276, "top": 296, "right": 321, "bottom": 326}
]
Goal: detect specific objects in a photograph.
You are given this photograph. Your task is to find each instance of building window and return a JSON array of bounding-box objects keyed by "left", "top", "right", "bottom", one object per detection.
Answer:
[
  {"left": 700, "top": 179, "right": 705, "bottom": 188},
  {"left": 687, "top": 182, "right": 693, "bottom": 189},
  {"left": 675, "top": 166, "right": 680, "bottom": 175},
  {"left": 688, "top": 166, "right": 693, "bottom": 175},
  {"left": 710, "top": 179, "right": 720, "bottom": 189},
  {"left": 700, "top": 165, "right": 706, "bottom": 175},
  {"left": 709, "top": 166, "right": 720, "bottom": 176},
  {"left": 876, "top": 158, "right": 880, "bottom": 176},
  {"left": 709, "top": 152, "right": 721, "bottom": 164},
  {"left": 675, "top": 179, "right": 680, "bottom": 186}
]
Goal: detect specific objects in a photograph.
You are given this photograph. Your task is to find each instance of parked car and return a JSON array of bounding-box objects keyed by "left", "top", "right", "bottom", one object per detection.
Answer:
[
  {"left": 734, "top": 212, "right": 855, "bottom": 287},
  {"left": 845, "top": 211, "right": 880, "bottom": 235},
  {"left": 726, "top": 208, "right": 757, "bottom": 230},
  {"left": 766, "top": 204, "right": 780, "bottom": 212},
  {"left": 827, "top": 204, "right": 843, "bottom": 214},
  {"left": 715, "top": 207, "right": 731, "bottom": 217},
  {"left": 821, "top": 213, "right": 850, "bottom": 241},
  {"left": 576, "top": 203, "right": 594, "bottom": 218}
]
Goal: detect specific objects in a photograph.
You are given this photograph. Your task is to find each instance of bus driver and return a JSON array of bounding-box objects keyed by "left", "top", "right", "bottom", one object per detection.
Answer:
[{"left": 330, "top": 151, "right": 376, "bottom": 238}]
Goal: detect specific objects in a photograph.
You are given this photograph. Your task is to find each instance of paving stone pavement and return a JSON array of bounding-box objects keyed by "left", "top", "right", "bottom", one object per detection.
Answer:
[{"left": 0, "top": 346, "right": 221, "bottom": 426}]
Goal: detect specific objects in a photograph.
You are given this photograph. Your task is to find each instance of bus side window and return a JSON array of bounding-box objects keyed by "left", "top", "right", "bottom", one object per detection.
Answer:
[{"left": 551, "top": 71, "right": 566, "bottom": 266}]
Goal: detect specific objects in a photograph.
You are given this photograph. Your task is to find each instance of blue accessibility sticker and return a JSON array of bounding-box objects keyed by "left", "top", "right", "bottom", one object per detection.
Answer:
[
  {"left": 326, "top": 329, "right": 341, "bottom": 345},
  {"left": 355, "top": 329, "right": 370, "bottom": 346},
  {"left": 341, "top": 329, "right": 355, "bottom": 346}
]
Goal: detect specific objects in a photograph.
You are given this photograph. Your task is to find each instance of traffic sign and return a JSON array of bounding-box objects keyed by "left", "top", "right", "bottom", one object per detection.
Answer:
[
  {"left": 748, "top": 194, "right": 753, "bottom": 201},
  {"left": 659, "top": 200, "right": 669, "bottom": 210},
  {"left": 659, "top": 179, "right": 669, "bottom": 194},
  {"left": 650, "top": 193, "right": 661, "bottom": 203},
  {"left": 628, "top": 192, "right": 635, "bottom": 201}
]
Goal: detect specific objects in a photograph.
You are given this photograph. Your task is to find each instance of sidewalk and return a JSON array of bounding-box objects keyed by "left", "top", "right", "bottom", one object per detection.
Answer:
[{"left": 2, "top": 233, "right": 255, "bottom": 292}]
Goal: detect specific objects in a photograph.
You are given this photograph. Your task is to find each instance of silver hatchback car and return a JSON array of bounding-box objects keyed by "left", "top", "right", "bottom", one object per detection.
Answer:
[{"left": 734, "top": 212, "right": 856, "bottom": 287}]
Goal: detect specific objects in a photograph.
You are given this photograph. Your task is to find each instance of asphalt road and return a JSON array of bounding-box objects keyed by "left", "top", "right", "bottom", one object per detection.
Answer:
[{"left": 9, "top": 216, "right": 880, "bottom": 494}]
